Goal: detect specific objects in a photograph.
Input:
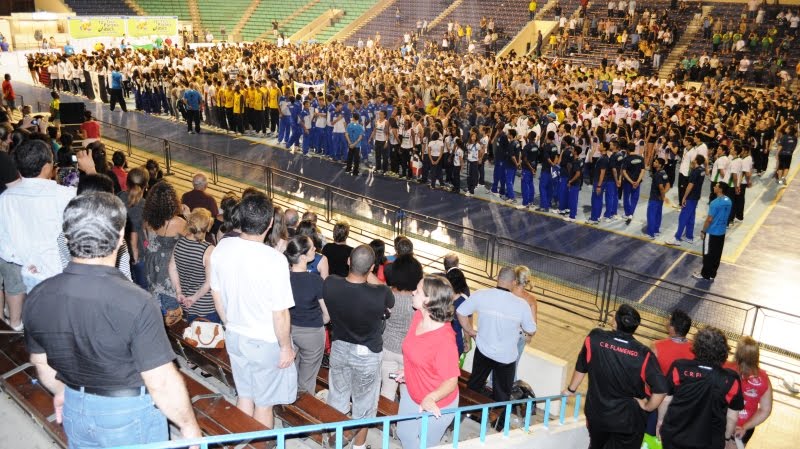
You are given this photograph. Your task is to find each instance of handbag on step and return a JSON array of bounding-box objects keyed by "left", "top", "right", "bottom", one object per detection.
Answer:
[{"left": 183, "top": 318, "right": 225, "bottom": 349}]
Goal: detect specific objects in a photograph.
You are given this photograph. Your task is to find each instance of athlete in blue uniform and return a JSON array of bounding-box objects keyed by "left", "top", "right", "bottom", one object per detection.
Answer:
[
  {"left": 521, "top": 131, "right": 539, "bottom": 208},
  {"left": 621, "top": 149, "right": 645, "bottom": 223},
  {"left": 565, "top": 146, "right": 584, "bottom": 221},
  {"left": 645, "top": 158, "right": 670, "bottom": 239},
  {"left": 505, "top": 129, "right": 521, "bottom": 203},
  {"left": 587, "top": 142, "right": 612, "bottom": 225},
  {"left": 668, "top": 155, "right": 706, "bottom": 245},
  {"left": 536, "top": 131, "right": 559, "bottom": 212}
]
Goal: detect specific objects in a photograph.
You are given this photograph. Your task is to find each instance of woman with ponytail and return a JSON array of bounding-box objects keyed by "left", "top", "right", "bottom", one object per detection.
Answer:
[
  {"left": 118, "top": 166, "right": 149, "bottom": 289},
  {"left": 168, "top": 208, "right": 218, "bottom": 323}
]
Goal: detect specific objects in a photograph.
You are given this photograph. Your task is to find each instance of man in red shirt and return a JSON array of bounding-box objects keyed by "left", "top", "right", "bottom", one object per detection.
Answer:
[
  {"left": 78, "top": 110, "right": 101, "bottom": 146},
  {"left": 648, "top": 309, "right": 694, "bottom": 434},
  {"left": 2, "top": 74, "right": 15, "bottom": 110}
]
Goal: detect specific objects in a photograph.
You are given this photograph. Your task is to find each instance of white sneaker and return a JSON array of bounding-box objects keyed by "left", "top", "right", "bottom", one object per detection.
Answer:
[
  {"left": 564, "top": 217, "right": 576, "bottom": 222},
  {"left": 685, "top": 237, "right": 697, "bottom": 244},
  {"left": 665, "top": 239, "right": 682, "bottom": 246},
  {"left": 585, "top": 219, "right": 599, "bottom": 225}
]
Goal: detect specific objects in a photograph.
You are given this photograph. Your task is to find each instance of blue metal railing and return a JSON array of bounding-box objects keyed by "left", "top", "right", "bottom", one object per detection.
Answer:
[{"left": 112, "top": 394, "right": 582, "bottom": 449}]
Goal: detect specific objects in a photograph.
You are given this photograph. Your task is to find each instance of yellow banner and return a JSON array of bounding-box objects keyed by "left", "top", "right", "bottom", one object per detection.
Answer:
[
  {"left": 126, "top": 17, "right": 179, "bottom": 38},
  {"left": 68, "top": 17, "right": 125, "bottom": 39}
]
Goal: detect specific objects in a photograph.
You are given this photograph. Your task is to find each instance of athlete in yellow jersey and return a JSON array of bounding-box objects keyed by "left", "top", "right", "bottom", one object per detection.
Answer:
[
  {"left": 224, "top": 84, "right": 236, "bottom": 134},
  {"left": 268, "top": 83, "right": 281, "bottom": 134}
]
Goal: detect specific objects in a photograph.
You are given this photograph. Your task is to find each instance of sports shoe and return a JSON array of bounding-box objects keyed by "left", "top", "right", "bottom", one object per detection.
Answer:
[
  {"left": 685, "top": 238, "right": 697, "bottom": 244},
  {"left": 643, "top": 233, "right": 656, "bottom": 240},
  {"left": 585, "top": 219, "right": 599, "bottom": 225},
  {"left": 507, "top": 198, "right": 518, "bottom": 204},
  {"left": 691, "top": 272, "right": 706, "bottom": 280},
  {"left": 564, "top": 217, "right": 576, "bottom": 222},
  {"left": 665, "top": 239, "right": 682, "bottom": 246}
]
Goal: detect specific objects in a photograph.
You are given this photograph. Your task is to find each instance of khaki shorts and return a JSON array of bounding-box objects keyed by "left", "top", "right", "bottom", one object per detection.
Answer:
[{"left": 0, "top": 258, "right": 25, "bottom": 296}]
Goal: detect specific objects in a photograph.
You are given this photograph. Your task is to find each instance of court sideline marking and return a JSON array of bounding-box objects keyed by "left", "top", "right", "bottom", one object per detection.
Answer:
[{"left": 638, "top": 252, "right": 688, "bottom": 304}]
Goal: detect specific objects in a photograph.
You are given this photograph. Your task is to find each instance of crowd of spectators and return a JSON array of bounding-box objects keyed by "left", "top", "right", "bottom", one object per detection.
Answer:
[
  {"left": 1, "top": 18, "right": 796, "bottom": 445},
  {"left": 676, "top": 6, "right": 800, "bottom": 85},
  {"left": 0, "top": 85, "right": 780, "bottom": 447}
]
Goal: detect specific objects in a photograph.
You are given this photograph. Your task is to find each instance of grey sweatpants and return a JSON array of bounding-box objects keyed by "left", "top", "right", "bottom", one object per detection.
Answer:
[{"left": 291, "top": 325, "right": 325, "bottom": 394}]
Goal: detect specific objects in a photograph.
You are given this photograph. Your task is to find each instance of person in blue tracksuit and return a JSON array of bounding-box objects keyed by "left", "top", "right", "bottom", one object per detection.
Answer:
[
  {"left": 606, "top": 140, "right": 626, "bottom": 220},
  {"left": 520, "top": 131, "right": 539, "bottom": 207},
  {"left": 277, "top": 94, "right": 291, "bottom": 144},
  {"left": 345, "top": 113, "right": 365, "bottom": 176},
  {"left": 299, "top": 100, "right": 313, "bottom": 155},
  {"left": 359, "top": 99, "right": 373, "bottom": 162},
  {"left": 286, "top": 95, "right": 303, "bottom": 150},
  {"left": 491, "top": 130, "right": 508, "bottom": 197},
  {"left": 505, "top": 129, "right": 521, "bottom": 203},
  {"left": 587, "top": 142, "right": 612, "bottom": 224},
  {"left": 536, "top": 131, "right": 559, "bottom": 212},
  {"left": 330, "top": 102, "right": 348, "bottom": 161},
  {"left": 645, "top": 157, "right": 670, "bottom": 239},
  {"left": 557, "top": 136, "right": 575, "bottom": 214},
  {"left": 668, "top": 155, "right": 706, "bottom": 246},
  {"left": 325, "top": 96, "right": 336, "bottom": 157},
  {"left": 565, "top": 145, "right": 584, "bottom": 221},
  {"left": 311, "top": 94, "right": 326, "bottom": 154},
  {"left": 621, "top": 148, "right": 645, "bottom": 224}
]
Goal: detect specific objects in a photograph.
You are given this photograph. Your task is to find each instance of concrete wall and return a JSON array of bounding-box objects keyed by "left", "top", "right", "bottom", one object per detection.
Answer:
[
  {"left": 498, "top": 20, "right": 557, "bottom": 58},
  {"left": 433, "top": 418, "right": 589, "bottom": 449},
  {"left": 462, "top": 341, "right": 569, "bottom": 416}
]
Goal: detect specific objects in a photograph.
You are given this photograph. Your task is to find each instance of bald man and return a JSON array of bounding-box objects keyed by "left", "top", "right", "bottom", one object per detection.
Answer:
[{"left": 181, "top": 172, "right": 219, "bottom": 218}]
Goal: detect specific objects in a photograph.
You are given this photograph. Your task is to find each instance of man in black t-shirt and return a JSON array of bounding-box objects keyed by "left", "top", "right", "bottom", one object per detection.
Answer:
[
  {"left": 536, "top": 131, "right": 559, "bottom": 212},
  {"left": 564, "top": 305, "right": 667, "bottom": 449},
  {"left": 588, "top": 142, "right": 612, "bottom": 224},
  {"left": 323, "top": 244, "right": 395, "bottom": 449},
  {"left": 504, "top": 128, "right": 521, "bottom": 203},
  {"left": 658, "top": 327, "right": 744, "bottom": 449},
  {"left": 23, "top": 192, "right": 201, "bottom": 448}
]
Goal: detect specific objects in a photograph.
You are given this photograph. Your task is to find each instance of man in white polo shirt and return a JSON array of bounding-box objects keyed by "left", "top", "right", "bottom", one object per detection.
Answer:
[
  {"left": 456, "top": 266, "right": 536, "bottom": 429},
  {"left": 210, "top": 191, "right": 296, "bottom": 430},
  {"left": 677, "top": 135, "right": 708, "bottom": 204}
]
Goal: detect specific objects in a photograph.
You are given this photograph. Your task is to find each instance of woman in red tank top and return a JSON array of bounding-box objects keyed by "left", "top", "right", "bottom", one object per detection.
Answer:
[{"left": 724, "top": 336, "right": 773, "bottom": 447}]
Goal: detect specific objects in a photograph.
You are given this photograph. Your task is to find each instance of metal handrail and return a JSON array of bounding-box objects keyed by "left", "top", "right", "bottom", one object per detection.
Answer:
[{"left": 110, "top": 394, "right": 582, "bottom": 449}]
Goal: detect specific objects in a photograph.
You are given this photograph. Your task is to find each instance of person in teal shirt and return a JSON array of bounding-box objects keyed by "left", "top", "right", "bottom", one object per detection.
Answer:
[
  {"left": 694, "top": 182, "right": 732, "bottom": 281},
  {"left": 345, "top": 113, "right": 364, "bottom": 176}
]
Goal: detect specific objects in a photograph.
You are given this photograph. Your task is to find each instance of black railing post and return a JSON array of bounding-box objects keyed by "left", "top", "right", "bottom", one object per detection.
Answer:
[
  {"left": 265, "top": 167, "right": 272, "bottom": 197},
  {"left": 325, "top": 187, "right": 332, "bottom": 223},
  {"left": 126, "top": 129, "right": 132, "bottom": 155},
  {"left": 164, "top": 140, "right": 172, "bottom": 175}
]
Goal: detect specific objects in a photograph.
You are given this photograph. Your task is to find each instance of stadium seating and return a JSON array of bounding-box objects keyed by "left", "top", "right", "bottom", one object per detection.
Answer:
[
  {"left": 314, "top": 0, "right": 378, "bottom": 43},
  {"left": 63, "top": 0, "right": 136, "bottom": 16},
  {"left": 198, "top": 0, "right": 252, "bottom": 40},
  {"left": 425, "top": 0, "right": 533, "bottom": 50},
  {"left": 137, "top": 0, "right": 192, "bottom": 22},
  {"left": 348, "top": 0, "right": 451, "bottom": 48},
  {"left": 241, "top": 0, "right": 312, "bottom": 42}
]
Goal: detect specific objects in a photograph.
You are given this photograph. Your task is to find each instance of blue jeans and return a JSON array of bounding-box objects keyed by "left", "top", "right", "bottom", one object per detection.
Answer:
[
  {"left": 158, "top": 293, "right": 180, "bottom": 315},
  {"left": 327, "top": 340, "right": 382, "bottom": 420},
  {"left": 186, "top": 311, "right": 222, "bottom": 324},
  {"left": 63, "top": 386, "right": 167, "bottom": 449},
  {"left": 130, "top": 260, "right": 148, "bottom": 291}
]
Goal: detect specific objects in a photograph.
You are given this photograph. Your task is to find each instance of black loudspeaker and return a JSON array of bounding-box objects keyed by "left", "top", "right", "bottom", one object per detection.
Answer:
[{"left": 60, "top": 102, "right": 86, "bottom": 125}]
